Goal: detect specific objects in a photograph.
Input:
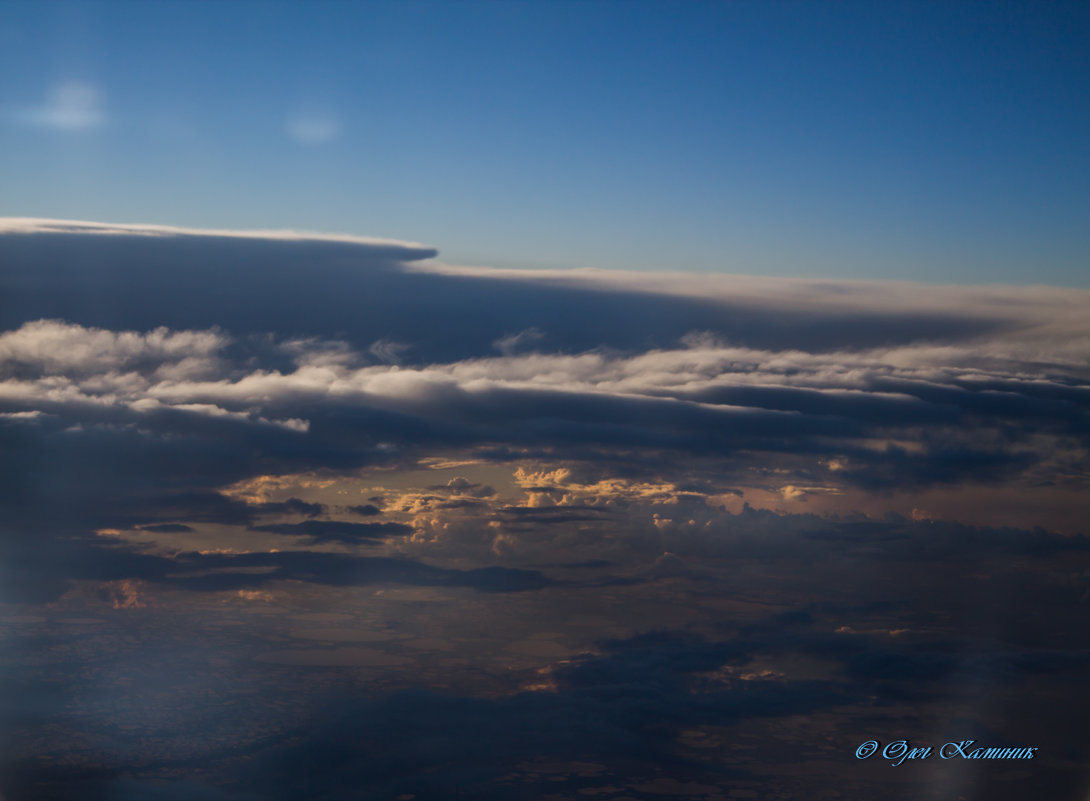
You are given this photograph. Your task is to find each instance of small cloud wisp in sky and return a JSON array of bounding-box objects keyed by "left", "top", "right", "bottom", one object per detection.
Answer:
[
  {"left": 11, "top": 81, "right": 106, "bottom": 131},
  {"left": 286, "top": 110, "right": 342, "bottom": 145}
]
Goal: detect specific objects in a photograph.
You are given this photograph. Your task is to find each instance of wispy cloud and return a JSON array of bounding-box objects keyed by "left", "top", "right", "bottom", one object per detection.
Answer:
[
  {"left": 10, "top": 81, "right": 107, "bottom": 131},
  {"left": 286, "top": 111, "right": 342, "bottom": 144},
  {"left": 0, "top": 217, "right": 435, "bottom": 252}
]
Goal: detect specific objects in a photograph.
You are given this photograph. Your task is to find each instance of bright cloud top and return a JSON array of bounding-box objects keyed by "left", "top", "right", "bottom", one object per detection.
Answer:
[{"left": 0, "top": 217, "right": 437, "bottom": 253}]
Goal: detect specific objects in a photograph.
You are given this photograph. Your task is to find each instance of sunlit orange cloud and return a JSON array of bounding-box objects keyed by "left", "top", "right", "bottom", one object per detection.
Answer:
[
  {"left": 235, "top": 589, "right": 276, "bottom": 603},
  {"left": 222, "top": 473, "right": 340, "bottom": 504},
  {"left": 218, "top": 455, "right": 1083, "bottom": 549},
  {"left": 98, "top": 579, "right": 149, "bottom": 609}
]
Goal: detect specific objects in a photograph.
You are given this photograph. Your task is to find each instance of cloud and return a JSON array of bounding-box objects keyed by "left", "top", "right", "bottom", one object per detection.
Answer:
[
  {"left": 346, "top": 503, "right": 383, "bottom": 516},
  {"left": 0, "top": 220, "right": 1087, "bottom": 675},
  {"left": 0, "top": 219, "right": 1086, "bottom": 560},
  {"left": 6, "top": 217, "right": 1063, "bottom": 365},
  {"left": 0, "top": 317, "right": 228, "bottom": 375},
  {"left": 430, "top": 477, "right": 496, "bottom": 498},
  {"left": 3, "top": 222, "right": 1090, "bottom": 801},
  {"left": 286, "top": 111, "right": 342, "bottom": 144},
  {"left": 0, "top": 217, "right": 435, "bottom": 253},
  {"left": 493, "top": 327, "right": 545, "bottom": 356},
  {"left": 367, "top": 338, "right": 411, "bottom": 365},
  {"left": 9, "top": 82, "right": 106, "bottom": 131},
  {"left": 2, "top": 313, "right": 1082, "bottom": 507}
]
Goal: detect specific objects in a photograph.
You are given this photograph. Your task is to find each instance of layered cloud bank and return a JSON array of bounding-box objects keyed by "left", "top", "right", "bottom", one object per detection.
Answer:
[
  {"left": 2, "top": 219, "right": 1088, "bottom": 538},
  {"left": 2, "top": 221, "right": 1089, "bottom": 800}
]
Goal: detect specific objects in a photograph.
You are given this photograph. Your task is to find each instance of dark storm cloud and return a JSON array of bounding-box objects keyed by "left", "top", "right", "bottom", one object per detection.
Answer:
[
  {"left": 0, "top": 530, "right": 174, "bottom": 603},
  {"left": 346, "top": 503, "right": 382, "bottom": 516},
  {"left": 1, "top": 219, "right": 1089, "bottom": 601},
  {"left": 2, "top": 336, "right": 1067, "bottom": 507},
  {"left": 0, "top": 376, "right": 399, "bottom": 540},
  {"left": 2, "top": 220, "right": 1087, "bottom": 479},
  {"left": 0, "top": 220, "right": 1011, "bottom": 362}
]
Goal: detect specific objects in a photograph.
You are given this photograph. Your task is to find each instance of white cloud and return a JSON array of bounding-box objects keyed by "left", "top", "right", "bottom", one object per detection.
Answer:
[
  {"left": 2, "top": 308, "right": 1086, "bottom": 476},
  {"left": 0, "top": 319, "right": 227, "bottom": 375},
  {"left": 368, "top": 339, "right": 411, "bottom": 365},
  {"left": 4, "top": 316, "right": 1086, "bottom": 418},
  {"left": 0, "top": 217, "right": 436, "bottom": 254},
  {"left": 409, "top": 260, "right": 1090, "bottom": 346},
  {"left": 494, "top": 328, "right": 545, "bottom": 356}
]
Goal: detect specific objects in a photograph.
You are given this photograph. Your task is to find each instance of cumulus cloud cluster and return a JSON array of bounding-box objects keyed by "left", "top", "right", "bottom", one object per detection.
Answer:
[{"left": 1, "top": 310, "right": 1085, "bottom": 504}]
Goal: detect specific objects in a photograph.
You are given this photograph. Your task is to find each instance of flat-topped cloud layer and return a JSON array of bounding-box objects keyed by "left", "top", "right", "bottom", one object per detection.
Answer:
[{"left": 2, "top": 219, "right": 1087, "bottom": 538}]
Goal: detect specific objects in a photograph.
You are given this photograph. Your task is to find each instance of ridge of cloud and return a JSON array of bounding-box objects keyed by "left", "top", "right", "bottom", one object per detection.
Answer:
[{"left": 0, "top": 217, "right": 437, "bottom": 259}]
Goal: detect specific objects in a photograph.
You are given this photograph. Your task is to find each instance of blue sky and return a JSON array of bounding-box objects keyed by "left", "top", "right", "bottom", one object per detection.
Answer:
[{"left": 2, "top": 0, "right": 1088, "bottom": 284}]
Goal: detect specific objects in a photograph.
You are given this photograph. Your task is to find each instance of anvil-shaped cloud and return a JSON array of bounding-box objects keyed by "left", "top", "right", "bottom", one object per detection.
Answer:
[
  {"left": 3, "top": 220, "right": 1090, "bottom": 801},
  {"left": 2, "top": 219, "right": 1087, "bottom": 539}
]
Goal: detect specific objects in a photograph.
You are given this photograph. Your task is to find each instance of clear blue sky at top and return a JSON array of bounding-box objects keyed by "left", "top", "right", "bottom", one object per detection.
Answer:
[{"left": 1, "top": 0, "right": 1087, "bottom": 284}]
